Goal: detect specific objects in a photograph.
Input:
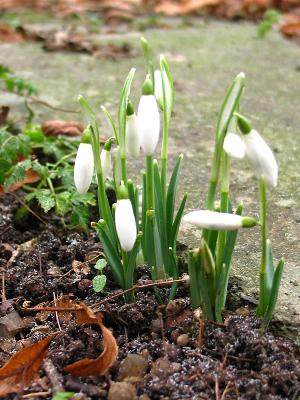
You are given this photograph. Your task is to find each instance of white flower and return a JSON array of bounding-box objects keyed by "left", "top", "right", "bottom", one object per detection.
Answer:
[
  {"left": 243, "top": 129, "right": 278, "bottom": 187},
  {"left": 137, "top": 94, "right": 160, "bottom": 156},
  {"left": 100, "top": 148, "right": 111, "bottom": 181},
  {"left": 183, "top": 210, "right": 256, "bottom": 231},
  {"left": 115, "top": 199, "right": 137, "bottom": 252},
  {"left": 154, "top": 69, "right": 163, "bottom": 106},
  {"left": 126, "top": 113, "right": 140, "bottom": 158},
  {"left": 223, "top": 133, "right": 246, "bottom": 159},
  {"left": 74, "top": 143, "right": 94, "bottom": 194}
]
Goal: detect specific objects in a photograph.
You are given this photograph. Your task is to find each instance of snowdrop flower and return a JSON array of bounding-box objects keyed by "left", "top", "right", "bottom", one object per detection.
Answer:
[
  {"left": 183, "top": 210, "right": 257, "bottom": 231},
  {"left": 100, "top": 148, "right": 111, "bottom": 181},
  {"left": 74, "top": 143, "right": 94, "bottom": 194},
  {"left": 138, "top": 77, "right": 160, "bottom": 156},
  {"left": 115, "top": 199, "right": 137, "bottom": 251},
  {"left": 223, "top": 133, "right": 246, "bottom": 159},
  {"left": 243, "top": 129, "right": 278, "bottom": 187},
  {"left": 126, "top": 101, "right": 140, "bottom": 158},
  {"left": 154, "top": 69, "right": 163, "bottom": 108}
]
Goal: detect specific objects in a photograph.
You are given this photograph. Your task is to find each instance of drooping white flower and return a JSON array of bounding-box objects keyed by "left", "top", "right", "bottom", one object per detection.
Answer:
[
  {"left": 183, "top": 210, "right": 257, "bottom": 231},
  {"left": 137, "top": 94, "right": 160, "bottom": 156},
  {"left": 74, "top": 143, "right": 94, "bottom": 194},
  {"left": 126, "top": 113, "right": 140, "bottom": 158},
  {"left": 115, "top": 199, "right": 137, "bottom": 252},
  {"left": 223, "top": 132, "right": 246, "bottom": 159},
  {"left": 100, "top": 148, "right": 111, "bottom": 181},
  {"left": 242, "top": 129, "right": 278, "bottom": 187}
]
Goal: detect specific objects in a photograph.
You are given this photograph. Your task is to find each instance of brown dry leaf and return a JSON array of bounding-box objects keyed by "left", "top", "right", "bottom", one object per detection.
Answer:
[
  {"left": 63, "top": 311, "right": 118, "bottom": 376},
  {"left": 72, "top": 260, "right": 91, "bottom": 275},
  {"left": 154, "top": 0, "right": 220, "bottom": 15},
  {"left": 0, "top": 23, "right": 25, "bottom": 42},
  {"left": 34, "top": 299, "right": 118, "bottom": 376},
  {"left": 0, "top": 169, "right": 40, "bottom": 196},
  {"left": 280, "top": 13, "right": 300, "bottom": 37},
  {"left": 42, "top": 120, "right": 84, "bottom": 137},
  {"left": 0, "top": 334, "right": 56, "bottom": 396}
]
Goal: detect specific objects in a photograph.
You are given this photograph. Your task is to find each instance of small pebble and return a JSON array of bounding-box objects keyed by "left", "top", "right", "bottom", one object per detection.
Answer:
[
  {"left": 176, "top": 333, "right": 190, "bottom": 346},
  {"left": 118, "top": 354, "right": 148, "bottom": 381},
  {"left": 108, "top": 382, "right": 137, "bottom": 400}
]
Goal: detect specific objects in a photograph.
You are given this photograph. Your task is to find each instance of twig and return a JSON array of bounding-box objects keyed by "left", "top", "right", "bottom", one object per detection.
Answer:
[
  {"left": 0, "top": 88, "right": 80, "bottom": 114},
  {"left": 53, "top": 292, "right": 62, "bottom": 332},
  {"left": 1, "top": 270, "right": 6, "bottom": 302},
  {"left": 38, "top": 245, "right": 43, "bottom": 276},
  {"left": 91, "top": 276, "right": 189, "bottom": 309},
  {"left": 11, "top": 192, "right": 47, "bottom": 225},
  {"left": 22, "top": 391, "right": 51, "bottom": 398},
  {"left": 43, "top": 358, "right": 64, "bottom": 395}
]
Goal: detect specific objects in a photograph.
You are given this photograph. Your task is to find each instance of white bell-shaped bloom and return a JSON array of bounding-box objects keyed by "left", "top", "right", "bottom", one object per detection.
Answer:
[
  {"left": 243, "top": 129, "right": 278, "bottom": 187},
  {"left": 137, "top": 95, "right": 160, "bottom": 156},
  {"left": 100, "top": 148, "right": 111, "bottom": 181},
  {"left": 223, "top": 132, "right": 246, "bottom": 159},
  {"left": 154, "top": 69, "right": 163, "bottom": 107},
  {"left": 74, "top": 143, "right": 94, "bottom": 194},
  {"left": 183, "top": 210, "right": 256, "bottom": 231},
  {"left": 126, "top": 113, "right": 140, "bottom": 158},
  {"left": 115, "top": 199, "right": 137, "bottom": 252}
]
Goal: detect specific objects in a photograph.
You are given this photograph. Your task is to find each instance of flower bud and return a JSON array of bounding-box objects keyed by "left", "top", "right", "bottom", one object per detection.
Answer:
[
  {"left": 223, "top": 132, "right": 246, "bottom": 159},
  {"left": 115, "top": 199, "right": 137, "bottom": 252},
  {"left": 100, "top": 148, "right": 111, "bottom": 181},
  {"left": 74, "top": 143, "right": 94, "bottom": 194},
  {"left": 138, "top": 94, "right": 160, "bottom": 156},
  {"left": 126, "top": 102, "right": 140, "bottom": 158},
  {"left": 243, "top": 129, "right": 278, "bottom": 187},
  {"left": 183, "top": 210, "right": 257, "bottom": 231}
]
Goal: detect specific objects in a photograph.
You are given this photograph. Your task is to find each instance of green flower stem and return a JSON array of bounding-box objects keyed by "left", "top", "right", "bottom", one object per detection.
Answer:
[
  {"left": 51, "top": 151, "right": 76, "bottom": 171},
  {"left": 216, "top": 152, "right": 230, "bottom": 272},
  {"left": 146, "top": 155, "right": 154, "bottom": 210},
  {"left": 161, "top": 103, "right": 169, "bottom": 199},
  {"left": 258, "top": 177, "right": 268, "bottom": 314},
  {"left": 122, "top": 250, "right": 135, "bottom": 303},
  {"left": 121, "top": 156, "right": 127, "bottom": 187},
  {"left": 46, "top": 177, "right": 55, "bottom": 196},
  {"left": 205, "top": 179, "right": 218, "bottom": 211}
]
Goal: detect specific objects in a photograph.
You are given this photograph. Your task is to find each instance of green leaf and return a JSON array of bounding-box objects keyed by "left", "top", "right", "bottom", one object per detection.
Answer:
[
  {"left": 23, "top": 126, "right": 45, "bottom": 142},
  {"left": 96, "top": 220, "right": 124, "bottom": 288},
  {"left": 118, "top": 68, "right": 136, "bottom": 156},
  {"left": 160, "top": 55, "right": 174, "bottom": 122},
  {"left": 4, "top": 159, "right": 32, "bottom": 189},
  {"left": 35, "top": 189, "right": 55, "bottom": 213},
  {"left": 94, "top": 258, "right": 107, "bottom": 271},
  {"left": 0, "top": 159, "right": 11, "bottom": 184},
  {"left": 166, "top": 154, "right": 183, "bottom": 241},
  {"left": 101, "top": 105, "right": 118, "bottom": 142},
  {"left": 170, "top": 192, "right": 187, "bottom": 251},
  {"left": 52, "top": 392, "right": 75, "bottom": 400},
  {"left": 263, "top": 258, "right": 284, "bottom": 326},
  {"left": 126, "top": 233, "right": 142, "bottom": 291},
  {"left": 92, "top": 274, "right": 107, "bottom": 293},
  {"left": 56, "top": 191, "right": 72, "bottom": 215},
  {"left": 69, "top": 203, "right": 90, "bottom": 232}
]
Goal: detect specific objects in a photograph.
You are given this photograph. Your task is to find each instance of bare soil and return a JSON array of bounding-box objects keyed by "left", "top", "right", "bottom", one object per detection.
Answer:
[{"left": 0, "top": 194, "right": 299, "bottom": 400}]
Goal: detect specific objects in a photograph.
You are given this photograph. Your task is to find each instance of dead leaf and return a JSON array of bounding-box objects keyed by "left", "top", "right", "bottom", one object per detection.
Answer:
[
  {"left": 0, "top": 23, "right": 25, "bottom": 42},
  {"left": 33, "top": 299, "right": 119, "bottom": 376},
  {"left": 280, "top": 13, "right": 300, "bottom": 37},
  {"left": 72, "top": 260, "right": 91, "bottom": 275},
  {"left": 42, "top": 120, "right": 84, "bottom": 137},
  {"left": 0, "top": 334, "right": 56, "bottom": 396},
  {"left": 0, "top": 169, "right": 40, "bottom": 195}
]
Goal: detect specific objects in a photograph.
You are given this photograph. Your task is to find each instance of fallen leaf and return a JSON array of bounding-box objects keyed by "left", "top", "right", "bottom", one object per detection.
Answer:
[
  {"left": 0, "top": 169, "right": 40, "bottom": 195},
  {"left": 280, "top": 12, "right": 300, "bottom": 37},
  {"left": 33, "top": 298, "right": 118, "bottom": 376},
  {"left": 0, "top": 23, "right": 25, "bottom": 42},
  {"left": 0, "top": 334, "right": 56, "bottom": 396},
  {"left": 42, "top": 120, "right": 84, "bottom": 137},
  {"left": 72, "top": 260, "right": 91, "bottom": 275}
]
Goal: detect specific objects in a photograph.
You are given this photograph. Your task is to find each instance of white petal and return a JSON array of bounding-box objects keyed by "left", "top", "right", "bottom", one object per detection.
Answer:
[
  {"left": 74, "top": 143, "right": 94, "bottom": 194},
  {"left": 100, "top": 149, "right": 111, "bottom": 181},
  {"left": 223, "top": 133, "right": 246, "bottom": 159},
  {"left": 126, "top": 113, "right": 140, "bottom": 158},
  {"left": 243, "top": 129, "right": 278, "bottom": 187},
  {"left": 115, "top": 199, "right": 137, "bottom": 252},
  {"left": 154, "top": 70, "right": 163, "bottom": 105},
  {"left": 183, "top": 210, "right": 243, "bottom": 231},
  {"left": 137, "top": 95, "right": 160, "bottom": 156}
]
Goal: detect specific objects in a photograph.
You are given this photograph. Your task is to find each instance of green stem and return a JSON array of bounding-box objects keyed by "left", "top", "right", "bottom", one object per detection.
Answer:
[
  {"left": 258, "top": 177, "right": 268, "bottom": 314},
  {"left": 205, "top": 179, "right": 217, "bottom": 210},
  {"left": 146, "top": 155, "right": 154, "bottom": 210},
  {"left": 121, "top": 156, "right": 127, "bottom": 187},
  {"left": 122, "top": 251, "right": 135, "bottom": 303},
  {"left": 161, "top": 104, "right": 169, "bottom": 199},
  {"left": 51, "top": 151, "right": 76, "bottom": 171}
]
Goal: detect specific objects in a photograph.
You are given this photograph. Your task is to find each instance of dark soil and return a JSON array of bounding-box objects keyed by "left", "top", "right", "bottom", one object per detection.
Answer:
[{"left": 0, "top": 194, "right": 299, "bottom": 400}]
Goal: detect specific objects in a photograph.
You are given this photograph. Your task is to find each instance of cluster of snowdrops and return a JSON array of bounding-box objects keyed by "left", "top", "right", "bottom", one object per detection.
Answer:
[{"left": 73, "top": 38, "right": 283, "bottom": 326}]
